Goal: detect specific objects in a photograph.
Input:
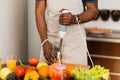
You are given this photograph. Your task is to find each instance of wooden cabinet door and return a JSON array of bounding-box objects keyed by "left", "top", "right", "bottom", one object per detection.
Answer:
[{"left": 87, "top": 41, "right": 120, "bottom": 80}]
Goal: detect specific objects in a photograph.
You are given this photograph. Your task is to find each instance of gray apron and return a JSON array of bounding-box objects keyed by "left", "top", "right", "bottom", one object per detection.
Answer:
[{"left": 40, "top": 0, "right": 88, "bottom": 65}]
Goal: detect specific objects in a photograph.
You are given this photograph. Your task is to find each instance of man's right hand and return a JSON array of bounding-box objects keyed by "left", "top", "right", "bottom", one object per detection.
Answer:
[{"left": 42, "top": 41, "right": 57, "bottom": 64}]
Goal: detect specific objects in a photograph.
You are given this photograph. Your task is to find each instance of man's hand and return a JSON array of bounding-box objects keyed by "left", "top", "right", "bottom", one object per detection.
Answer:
[
  {"left": 43, "top": 41, "right": 58, "bottom": 64},
  {"left": 59, "top": 13, "right": 76, "bottom": 26}
]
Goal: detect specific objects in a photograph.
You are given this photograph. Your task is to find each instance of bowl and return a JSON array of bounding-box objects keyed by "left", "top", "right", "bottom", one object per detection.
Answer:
[
  {"left": 99, "top": 9, "right": 110, "bottom": 21},
  {"left": 111, "top": 10, "right": 120, "bottom": 21}
]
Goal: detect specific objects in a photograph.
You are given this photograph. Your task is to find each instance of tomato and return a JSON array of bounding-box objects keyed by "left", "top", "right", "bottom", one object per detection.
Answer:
[
  {"left": 25, "top": 66, "right": 36, "bottom": 73},
  {"left": 50, "top": 77, "right": 61, "bottom": 80},
  {"left": 14, "top": 65, "right": 26, "bottom": 78},
  {"left": 29, "top": 58, "right": 39, "bottom": 66}
]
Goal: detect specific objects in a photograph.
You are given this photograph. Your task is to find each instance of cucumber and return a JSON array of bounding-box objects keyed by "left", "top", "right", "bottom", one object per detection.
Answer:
[{"left": 39, "top": 76, "right": 49, "bottom": 80}]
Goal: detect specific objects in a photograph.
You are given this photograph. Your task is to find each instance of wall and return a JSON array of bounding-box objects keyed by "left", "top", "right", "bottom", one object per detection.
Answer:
[
  {"left": 0, "top": 0, "right": 28, "bottom": 63},
  {"left": 85, "top": 0, "right": 120, "bottom": 31},
  {"left": 28, "top": 0, "right": 41, "bottom": 58}
]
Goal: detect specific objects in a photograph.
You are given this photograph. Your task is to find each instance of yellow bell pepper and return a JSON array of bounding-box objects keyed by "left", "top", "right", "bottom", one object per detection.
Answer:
[{"left": 24, "top": 71, "right": 39, "bottom": 80}]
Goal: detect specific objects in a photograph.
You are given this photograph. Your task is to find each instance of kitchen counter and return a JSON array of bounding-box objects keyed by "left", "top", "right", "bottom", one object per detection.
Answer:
[
  {"left": 86, "top": 32, "right": 120, "bottom": 43},
  {"left": 87, "top": 37, "right": 120, "bottom": 43}
]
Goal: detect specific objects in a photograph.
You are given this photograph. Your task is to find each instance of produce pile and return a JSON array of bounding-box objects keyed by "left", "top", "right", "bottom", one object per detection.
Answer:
[{"left": 0, "top": 58, "right": 110, "bottom": 80}]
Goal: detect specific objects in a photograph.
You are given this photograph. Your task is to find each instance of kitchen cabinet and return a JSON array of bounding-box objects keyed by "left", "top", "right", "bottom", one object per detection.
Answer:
[{"left": 87, "top": 37, "right": 120, "bottom": 80}]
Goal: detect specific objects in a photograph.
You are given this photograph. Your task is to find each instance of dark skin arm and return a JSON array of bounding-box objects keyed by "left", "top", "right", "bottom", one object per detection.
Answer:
[
  {"left": 35, "top": 0, "right": 56, "bottom": 64},
  {"left": 59, "top": 2, "right": 98, "bottom": 25},
  {"left": 79, "top": 2, "right": 98, "bottom": 23}
]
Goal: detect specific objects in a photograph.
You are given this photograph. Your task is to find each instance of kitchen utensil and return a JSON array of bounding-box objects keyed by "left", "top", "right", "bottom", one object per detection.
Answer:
[{"left": 57, "top": 10, "right": 71, "bottom": 64}]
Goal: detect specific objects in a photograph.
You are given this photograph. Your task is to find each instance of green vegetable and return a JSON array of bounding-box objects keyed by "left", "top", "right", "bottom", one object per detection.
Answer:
[
  {"left": 39, "top": 76, "right": 49, "bottom": 80},
  {"left": 72, "top": 65, "right": 110, "bottom": 80}
]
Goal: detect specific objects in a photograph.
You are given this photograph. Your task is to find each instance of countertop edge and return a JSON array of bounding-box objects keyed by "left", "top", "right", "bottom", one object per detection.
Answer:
[{"left": 87, "top": 37, "right": 120, "bottom": 43}]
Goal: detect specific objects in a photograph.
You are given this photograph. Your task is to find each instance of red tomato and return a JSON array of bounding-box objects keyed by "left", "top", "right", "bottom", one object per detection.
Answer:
[
  {"left": 25, "top": 66, "right": 36, "bottom": 73},
  {"left": 14, "top": 65, "right": 26, "bottom": 78},
  {"left": 50, "top": 77, "right": 61, "bottom": 80},
  {"left": 29, "top": 58, "right": 39, "bottom": 66}
]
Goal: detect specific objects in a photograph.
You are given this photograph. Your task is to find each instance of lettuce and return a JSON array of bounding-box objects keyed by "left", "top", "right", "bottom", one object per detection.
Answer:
[{"left": 72, "top": 65, "right": 110, "bottom": 80}]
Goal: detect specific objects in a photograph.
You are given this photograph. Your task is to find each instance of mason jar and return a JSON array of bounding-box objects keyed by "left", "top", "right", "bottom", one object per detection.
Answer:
[{"left": 55, "top": 64, "right": 70, "bottom": 80}]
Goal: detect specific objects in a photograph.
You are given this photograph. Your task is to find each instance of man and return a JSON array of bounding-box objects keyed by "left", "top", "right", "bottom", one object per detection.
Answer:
[{"left": 35, "top": 0, "right": 98, "bottom": 64}]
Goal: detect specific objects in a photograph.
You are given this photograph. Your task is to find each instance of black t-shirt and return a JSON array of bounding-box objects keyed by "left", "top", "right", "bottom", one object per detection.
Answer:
[
  {"left": 82, "top": 0, "right": 98, "bottom": 11},
  {"left": 85, "top": 0, "right": 98, "bottom": 3}
]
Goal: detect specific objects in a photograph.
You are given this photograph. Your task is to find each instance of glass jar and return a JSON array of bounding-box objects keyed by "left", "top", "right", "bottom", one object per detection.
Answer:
[{"left": 55, "top": 64, "right": 69, "bottom": 80}]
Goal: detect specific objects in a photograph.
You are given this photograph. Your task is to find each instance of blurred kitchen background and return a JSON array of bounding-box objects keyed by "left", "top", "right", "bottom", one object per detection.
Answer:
[
  {"left": 0, "top": 0, "right": 28, "bottom": 63},
  {"left": 0, "top": 0, "right": 120, "bottom": 79}
]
